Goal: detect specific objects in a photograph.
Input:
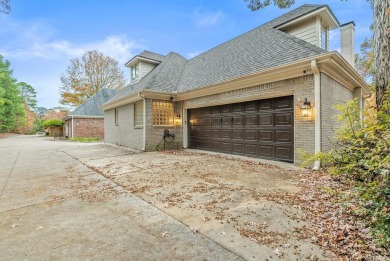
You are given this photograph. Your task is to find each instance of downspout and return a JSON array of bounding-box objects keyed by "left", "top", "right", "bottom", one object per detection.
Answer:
[
  {"left": 138, "top": 92, "right": 146, "bottom": 151},
  {"left": 71, "top": 115, "right": 74, "bottom": 138},
  {"left": 311, "top": 60, "right": 321, "bottom": 170}
]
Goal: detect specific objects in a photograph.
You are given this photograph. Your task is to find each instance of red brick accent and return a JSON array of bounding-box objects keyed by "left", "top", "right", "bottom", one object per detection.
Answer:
[{"left": 66, "top": 118, "right": 105, "bottom": 140}]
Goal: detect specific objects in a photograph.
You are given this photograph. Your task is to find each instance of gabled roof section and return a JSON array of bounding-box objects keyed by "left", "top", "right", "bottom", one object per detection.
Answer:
[
  {"left": 138, "top": 50, "right": 165, "bottom": 62},
  {"left": 70, "top": 89, "right": 118, "bottom": 116},
  {"left": 177, "top": 26, "right": 326, "bottom": 92},
  {"left": 125, "top": 50, "right": 165, "bottom": 67},
  {"left": 269, "top": 4, "right": 339, "bottom": 30},
  {"left": 106, "top": 52, "right": 187, "bottom": 105}
]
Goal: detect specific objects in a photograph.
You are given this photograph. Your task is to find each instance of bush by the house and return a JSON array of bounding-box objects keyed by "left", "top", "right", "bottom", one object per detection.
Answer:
[
  {"left": 43, "top": 119, "right": 64, "bottom": 128},
  {"left": 301, "top": 96, "right": 390, "bottom": 248}
]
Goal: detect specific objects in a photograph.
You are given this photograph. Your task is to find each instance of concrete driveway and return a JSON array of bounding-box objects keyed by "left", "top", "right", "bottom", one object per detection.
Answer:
[
  {"left": 0, "top": 135, "right": 241, "bottom": 260},
  {"left": 0, "top": 135, "right": 328, "bottom": 260}
]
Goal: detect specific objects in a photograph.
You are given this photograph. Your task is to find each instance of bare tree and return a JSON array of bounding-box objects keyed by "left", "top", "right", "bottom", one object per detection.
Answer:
[
  {"left": 0, "top": 0, "right": 10, "bottom": 14},
  {"left": 60, "top": 50, "right": 126, "bottom": 107}
]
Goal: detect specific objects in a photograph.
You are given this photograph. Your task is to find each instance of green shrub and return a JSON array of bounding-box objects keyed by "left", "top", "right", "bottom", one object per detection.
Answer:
[
  {"left": 69, "top": 137, "right": 100, "bottom": 143},
  {"left": 43, "top": 119, "right": 64, "bottom": 128},
  {"left": 301, "top": 96, "right": 390, "bottom": 248}
]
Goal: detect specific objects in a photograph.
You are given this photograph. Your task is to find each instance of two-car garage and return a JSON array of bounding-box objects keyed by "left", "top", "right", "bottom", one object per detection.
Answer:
[{"left": 187, "top": 96, "right": 294, "bottom": 162}]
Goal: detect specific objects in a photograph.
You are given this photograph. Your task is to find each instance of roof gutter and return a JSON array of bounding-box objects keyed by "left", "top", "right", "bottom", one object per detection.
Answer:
[{"left": 311, "top": 60, "right": 321, "bottom": 170}]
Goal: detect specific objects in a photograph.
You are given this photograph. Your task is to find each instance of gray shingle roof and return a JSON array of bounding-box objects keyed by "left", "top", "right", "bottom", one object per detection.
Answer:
[
  {"left": 106, "top": 4, "right": 329, "bottom": 105},
  {"left": 70, "top": 89, "right": 118, "bottom": 116},
  {"left": 138, "top": 50, "right": 166, "bottom": 62},
  {"left": 108, "top": 52, "right": 187, "bottom": 102}
]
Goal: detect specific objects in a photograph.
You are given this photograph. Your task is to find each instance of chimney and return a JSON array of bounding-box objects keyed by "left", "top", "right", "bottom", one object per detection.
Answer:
[{"left": 340, "top": 21, "right": 355, "bottom": 68}]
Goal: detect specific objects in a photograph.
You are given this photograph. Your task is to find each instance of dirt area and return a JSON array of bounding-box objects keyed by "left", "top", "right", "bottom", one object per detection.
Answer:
[{"left": 65, "top": 145, "right": 331, "bottom": 260}]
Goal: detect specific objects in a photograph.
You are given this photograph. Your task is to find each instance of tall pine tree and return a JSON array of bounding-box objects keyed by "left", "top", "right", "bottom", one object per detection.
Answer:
[{"left": 0, "top": 55, "right": 26, "bottom": 132}]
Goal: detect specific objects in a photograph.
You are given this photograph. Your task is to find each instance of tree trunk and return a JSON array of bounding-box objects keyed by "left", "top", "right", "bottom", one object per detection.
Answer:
[{"left": 373, "top": 0, "right": 390, "bottom": 109}]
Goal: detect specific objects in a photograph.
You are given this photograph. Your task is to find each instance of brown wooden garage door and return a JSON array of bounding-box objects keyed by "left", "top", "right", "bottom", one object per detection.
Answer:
[{"left": 188, "top": 96, "right": 294, "bottom": 162}]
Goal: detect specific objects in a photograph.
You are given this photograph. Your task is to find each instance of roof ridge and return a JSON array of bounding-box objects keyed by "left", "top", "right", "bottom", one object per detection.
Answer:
[
  {"left": 145, "top": 52, "right": 186, "bottom": 91},
  {"left": 186, "top": 4, "right": 323, "bottom": 63},
  {"left": 140, "top": 50, "right": 165, "bottom": 56}
]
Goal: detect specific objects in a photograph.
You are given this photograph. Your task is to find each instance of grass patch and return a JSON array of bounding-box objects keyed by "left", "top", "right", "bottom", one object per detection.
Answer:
[{"left": 69, "top": 137, "right": 101, "bottom": 143}]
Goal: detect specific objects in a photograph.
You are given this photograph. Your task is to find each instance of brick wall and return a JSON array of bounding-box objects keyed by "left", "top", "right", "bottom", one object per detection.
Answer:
[
  {"left": 144, "top": 98, "right": 183, "bottom": 151},
  {"left": 320, "top": 73, "right": 354, "bottom": 152},
  {"left": 183, "top": 75, "right": 316, "bottom": 165},
  {"left": 72, "top": 118, "right": 105, "bottom": 140}
]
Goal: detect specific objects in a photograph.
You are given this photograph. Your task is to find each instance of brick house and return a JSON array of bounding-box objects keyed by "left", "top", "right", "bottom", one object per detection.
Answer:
[
  {"left": 64, "top": 89, "right": 118, "bottom": 140},
  {"left": 103, "top": 4, "right": 369, "bottom": 166}
]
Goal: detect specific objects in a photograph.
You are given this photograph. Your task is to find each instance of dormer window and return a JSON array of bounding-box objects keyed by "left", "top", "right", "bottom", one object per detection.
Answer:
[{"left": 131, "top": 64, "right": 139, "bottom": 81}]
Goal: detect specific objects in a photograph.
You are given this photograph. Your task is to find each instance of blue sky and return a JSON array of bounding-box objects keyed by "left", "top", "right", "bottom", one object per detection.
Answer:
[{"left": 0, "top": 0, "right": 373, "bottom": 109}]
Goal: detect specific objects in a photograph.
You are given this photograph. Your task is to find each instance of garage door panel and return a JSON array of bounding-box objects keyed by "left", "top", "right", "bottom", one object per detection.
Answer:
[
  {"left": 212, "top": 117, "right": 221, "bottom": 126},
  {"left": 275, "top": 96, "right": 293, "bottom": 110},
  {"left": 212, "top": 142, "right": 222, "bottom": 151},
  {"left": 222, "top": 117, "right": 232, "bottom": 125},
  {"left": 203, "top": 129, "right": 211, "bottom": 138},
  {"left": 211, "top": 106, "right": 221, "bottom": 114},
  {"left": 232, "top": 143, "right": 243, "bottom": 154},
  {"left": 212, "top": 130, "right": 221, "bottom": 139},
  {"left": 221, "top": 142, "right": 232, "bottom": 152},
  {"left": 275, "top": 113, "right": 293, "bottom": 126},
  {"left": 245, "top": 101, "right": 257, "bottom": 112},
  {"left": 244, "top": 144, "right": 257, "bottom": 156},
  {"left": 233, "top": 116, "right": 244, "bottom": 126},
  {"left": 233, "top": 103, "right": 244, "bottom": 113},
  {"left": 221, "top": 104, "right": 231, "bottom": 114},
  {"left": 188, "top": 96, "right": 293, "bottom": 163},
  {"left": 245, "top": 115, "right": 257, "bottom": 126},
  {"left": 191, "top": 108, "right": 202, "bottom": 115},
  {"left": 259, "top": 99, "right": 273, "bottom": 110},
  {"left": 221, "top": 130, "right": 232, "bottom": 139},
  {"left": 245, "top": 130, "right": 257, "bottom": 141},
  {"left": 233, "top": 130, "right": 244, "bottom": 140},
  {"left": 202, "top": 107, "right": 211, "bottom": 115},
  {"left": 275, "top": 130, "right": 293, "bottom": 143},
  {"left": 275, "top": 146, "right": 293, "bottom": 161},
  {"left": 259, "top": 130, "right": 273, "bottom": 142},
  {"left": 259, "top": 114, "right": 273, "bottom": 126},
  {"left": 202, "top": 117, "right": 212, "bottom": 126},
  {"left": 259, "top": 145, "right": 273, "bottom": 158}
]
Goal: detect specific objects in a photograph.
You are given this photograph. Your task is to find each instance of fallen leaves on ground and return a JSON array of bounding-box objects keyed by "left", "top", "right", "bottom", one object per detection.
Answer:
[{"left": 265, "top": 171, "right": 389, "bottom": 260}]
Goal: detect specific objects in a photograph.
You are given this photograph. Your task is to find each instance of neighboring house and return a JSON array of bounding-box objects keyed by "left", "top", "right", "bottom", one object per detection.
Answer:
[
  {"left": 102, "top": 4, "right": 369, "bottom": 166},
  {"left": 64, "top": 89, "right": 118, "bottom": 140}
]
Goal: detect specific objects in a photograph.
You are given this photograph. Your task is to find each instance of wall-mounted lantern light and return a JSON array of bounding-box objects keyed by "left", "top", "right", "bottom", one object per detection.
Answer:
[
  {"left": 300, "top": 98, "right": 311, "bottom": 117},
  {"left": 174, "top": 114, "right": 181, "bottom": 125}
]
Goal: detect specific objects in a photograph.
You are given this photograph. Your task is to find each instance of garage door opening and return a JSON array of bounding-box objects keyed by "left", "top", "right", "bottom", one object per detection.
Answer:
[{"left": 188, "top": 96, "right": 294, "bottom": 162}]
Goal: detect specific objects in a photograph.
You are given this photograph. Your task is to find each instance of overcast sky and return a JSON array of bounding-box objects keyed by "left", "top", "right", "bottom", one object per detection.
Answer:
[{"left": 0, "top": 0, "right": 373, "bottom": 109}]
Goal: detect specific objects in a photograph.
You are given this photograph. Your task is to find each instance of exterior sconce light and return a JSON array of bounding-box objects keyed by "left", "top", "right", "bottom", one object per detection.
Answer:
[
  {"left": 174, "top": 114, "right": 181, "bottom": 125},
  {"left": 300, "top": 98, "right": 311, "bottom": 117}
]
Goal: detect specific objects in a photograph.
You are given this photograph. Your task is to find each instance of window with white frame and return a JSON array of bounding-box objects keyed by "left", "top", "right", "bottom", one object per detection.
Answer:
[
  {"left": 134, "top": 100, "right": 144, "bottom": 127},
  {"left": 115, "top": 108, "right": 119, "bottom": 126},
  {"left": 152, "top": 101, "right": 173, "bottom": 126},
  {"left": 131, "top": 63, "right": 139, "bottom": 81}
]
